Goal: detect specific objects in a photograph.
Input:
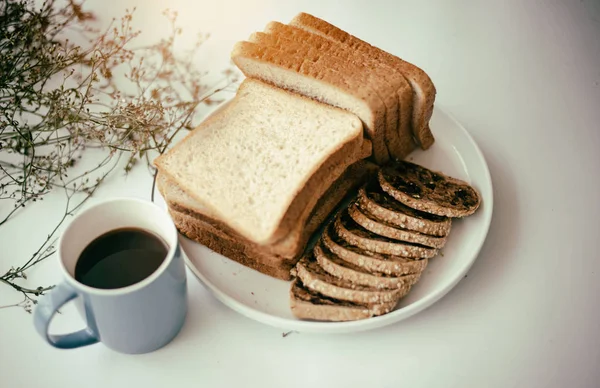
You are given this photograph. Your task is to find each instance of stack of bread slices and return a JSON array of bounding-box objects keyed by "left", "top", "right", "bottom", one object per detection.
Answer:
[
  {"left": 290, "top": 161, "right": 481, "bottom": 321},
  {"left": 154, "top": 78, "right": 375, "bottom": 280},
  {"left": 153, "top": 12, "right": 443, "bottom": 282},
  {"left": 231, "top": 12, "right": 438, "bottom": 166}
]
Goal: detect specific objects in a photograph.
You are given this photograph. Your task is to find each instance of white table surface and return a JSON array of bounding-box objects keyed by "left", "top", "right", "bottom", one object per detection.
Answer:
[{"left": 2, "top": 1, "right": 600, "bottom": 387}]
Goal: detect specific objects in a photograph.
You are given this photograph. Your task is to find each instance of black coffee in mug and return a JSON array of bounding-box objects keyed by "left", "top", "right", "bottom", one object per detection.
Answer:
[{"left": 74, "top": 227, "right": 168, "bottom": 289}]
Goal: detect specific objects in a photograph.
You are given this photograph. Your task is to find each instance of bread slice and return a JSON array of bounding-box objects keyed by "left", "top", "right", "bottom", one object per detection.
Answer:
[
  {"left": 248, "top": 32, "right": 398, "bottom": 164},
  {"left": 170, "top": 209, "right": 295, "bottom": 280},
  {"left": 295, "top": 253, "right": 407, "bottom": 304},
  {"left": 247, "top": 29, "right": 398, "bottom": 164},
  {"left": 230, "top": 41, "right": 390, "bottom": 164},
  {"left": 289, "top": 279, "right": 396, "bottom": 321},
  {"left": 157, "top": 159, "right": 376, "bottom": 262},
  {"left": 347, "top": 203, "right": 447, "bottom": 249},
  {"left": 334, "top": 209, "right": 438, "bottom": 259},
  {"left": 257, "top": 22, "right": 416, "bottom": 160},
  {"left": 314, "top": 242, "right": 420, "bottom": 289},
  {"left": 356, "top": 180, "right": 452, "bottom": 237},
  {"left": 154, "top": 78, "right": 366, "bottom": 245},
  {"left": 378, "top": 161, "right": 481, "bottom": 218},
  {"left": 322, "top": 224, "right": 428, "bottom": 276},
  {"left": 289, "top": 12, "right": 436, "bottom": 150}
]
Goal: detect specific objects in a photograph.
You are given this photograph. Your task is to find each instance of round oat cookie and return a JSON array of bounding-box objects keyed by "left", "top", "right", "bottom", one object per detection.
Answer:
[
  {"left": 314, "top": 242, "right": 420, "bottom": 290},
  {"left": 321, "top": 224, "right": 428, "bottom": 277},
  {"left": 347, "top": 203, "right": 447, "bottom": 249},
  {"left": 334, "top": 209, "right": 438, "bottom": 259},
  {"left": 295, "top": 253, "right": 403, "bottom": 305},
  {"left": 357, "top": 180, "right": 452, "bottom": 236},
  {"left": 289, "top": 279, "right": 396, "bottom": 321},
  {"left": 378, "top": 161, "right": 481, "bottom": 218}
]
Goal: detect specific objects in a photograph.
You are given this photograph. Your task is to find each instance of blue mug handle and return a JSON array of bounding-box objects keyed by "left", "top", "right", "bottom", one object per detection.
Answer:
[{"left": 33, "top": 282, "right": 98, "bottom": 349}]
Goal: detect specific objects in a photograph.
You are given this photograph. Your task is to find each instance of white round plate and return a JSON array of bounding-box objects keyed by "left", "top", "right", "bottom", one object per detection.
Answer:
[{"left": 153, "top": 103, "right": 493, "bottom": 334}]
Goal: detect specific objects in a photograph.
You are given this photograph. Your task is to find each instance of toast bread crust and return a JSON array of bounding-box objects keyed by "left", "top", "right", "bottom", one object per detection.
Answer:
[{"left": 170, "top": 210, "right": 295, "bottom": 280}]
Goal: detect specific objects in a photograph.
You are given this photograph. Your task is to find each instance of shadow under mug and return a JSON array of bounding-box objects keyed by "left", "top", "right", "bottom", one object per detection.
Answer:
[{"left": 33, "top": 197, "right": 188, "bottom": 354}]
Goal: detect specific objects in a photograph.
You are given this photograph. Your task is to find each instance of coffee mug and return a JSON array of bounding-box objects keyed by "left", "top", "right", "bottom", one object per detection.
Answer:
[{"left": 33, "top": 197, "right": 188, "bottom": 354}]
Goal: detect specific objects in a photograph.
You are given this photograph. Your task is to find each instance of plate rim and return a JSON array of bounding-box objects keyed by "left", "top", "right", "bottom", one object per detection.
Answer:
[{"left": 153, "top": 101, "right": 494, "bottom": 334}]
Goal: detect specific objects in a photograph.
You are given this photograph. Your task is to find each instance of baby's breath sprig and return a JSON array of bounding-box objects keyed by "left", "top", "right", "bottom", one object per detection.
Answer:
[{"left": 0, "top": 0, "right": 239, "bottom": 309}]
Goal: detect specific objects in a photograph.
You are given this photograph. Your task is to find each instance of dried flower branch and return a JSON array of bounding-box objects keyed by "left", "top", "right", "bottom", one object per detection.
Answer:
[{"left": 0, "top": 0, "right": 239, "bottom": 309}]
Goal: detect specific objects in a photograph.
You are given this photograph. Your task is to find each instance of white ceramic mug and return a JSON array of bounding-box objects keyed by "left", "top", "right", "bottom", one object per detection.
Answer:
[{"left": 33, "top": 197, "right": 188, "bottom": 354}]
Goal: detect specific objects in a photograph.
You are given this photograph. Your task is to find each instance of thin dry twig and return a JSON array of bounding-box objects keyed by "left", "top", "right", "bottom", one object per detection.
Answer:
[{"left": 0, "top": 0, "right": 240, "bottom": 310}]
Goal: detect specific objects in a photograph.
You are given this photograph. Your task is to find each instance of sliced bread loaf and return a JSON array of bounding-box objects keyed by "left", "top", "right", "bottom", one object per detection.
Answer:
[
  {"left": 314, "top": 242, "right": 420, "bottom": 289},
  {"left": 356, "top": 180, "right": 452, "bottom": 236},
  {"left": 230, "top": 41, "right": 390, "bottom": 164},
  {"left": 154, "top": 78, "right": 366, "bottom": 245},
  {"left": 258, "top": 22, "right": 416, "bottom": 160},
  {"left": 295, "top": 253, "right": 406, "bottom": 304},
  {"left": 289, "top": 12, "right": 436, "bottom": 150},
  {"left": 347, "top": 202, "right": 447, "bottom": 249},
  {"left": 334, "top": 209, "right": 438, "bottom": 259},
  {"left": 289, "top": 279, "right": 396, "bottom": 321},
  {"left": 378, "top": 161, "right": 481, "bottom": 217},
  {"left": 247, "top": 29, "right": 399, "bottom": 163},
  {"left": 322, "top": 224, "right": 428, "bottom": 276}
]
